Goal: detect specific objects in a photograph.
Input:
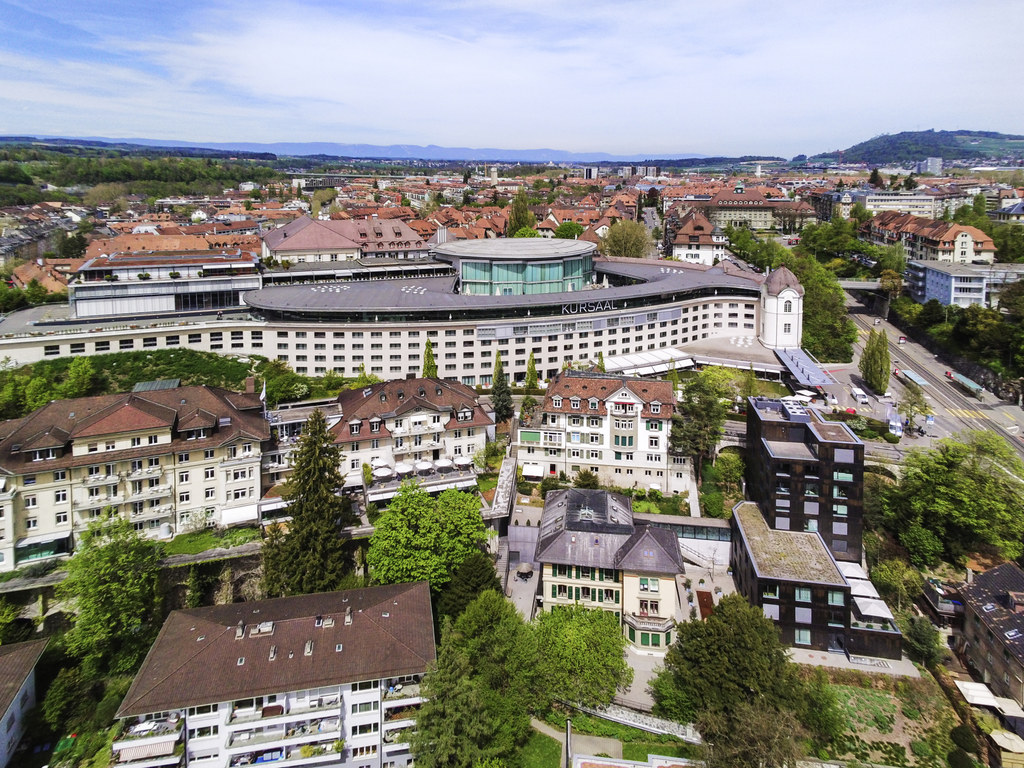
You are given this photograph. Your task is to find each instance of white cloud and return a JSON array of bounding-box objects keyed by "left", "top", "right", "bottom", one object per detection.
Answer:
[{"left": 0, "top": 0, "right": 1021, "bottom": 156}]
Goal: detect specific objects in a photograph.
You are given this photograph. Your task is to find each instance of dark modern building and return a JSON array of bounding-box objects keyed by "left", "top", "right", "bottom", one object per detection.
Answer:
[
  {"left": 745, "top": 397, "right": 864, "bottom": 563},
  {"left": 731, "top": 503, "right": 901, "bottom": 659}
]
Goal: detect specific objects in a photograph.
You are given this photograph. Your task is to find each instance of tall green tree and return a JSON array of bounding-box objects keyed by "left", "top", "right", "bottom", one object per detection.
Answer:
[
  {"left": 411, "top": 623, "right": 492, "bottom": 768},
  {"left": 422, "top": 338, "right": 438, "bottom": 378},
  {"left": 596, "top": 350, "right": 606, "bottom": 372},
  {"left": 436, "top": 552, "right": 501, "bottom": 622},
  {"left": 506, "top": 188, "right": 535, "bottom": 237},
  {"left": 870, "top": 558, "right": 922, "bottom": 611},
  {"left": 669, "top": 368, "right": 732, "bottom": 484},
  {"left": 367, "top": 484, "right": 488, "bottom": 592},
  {"left": 60, "top": 356, "right": 97, "bottom": 399},
  {"left": 651, "top": 594, "right": 797, "bottom": 726},
  {"left": 881, "top": 430, "right": 1024, "bottom": 564},
  {"left": 261, "top": 409, "right": 356, "bottom": 596},
  {"left": 524, "top": 352, "right": 538, "bottom": 390},
  {"left": 598, "top": 219, "right": 652, "bottom": 258},
  {"left": 490, "top": 354, "right": 514, "bottom": 424},
  {"left": 534, "top": 605, "right": 632, "bottom": 708},
  {"left": 699, "top": 703, "right": 805, "bottom": 768},
  {"left": 868, "top": 168, "right": 884, "bottom": 187},
  {"left": 554, "top": 221, "right": 584, "bottom": 239},
  {"left": 451, "top": 592, "right": 540, "bottom": 759},
  {"left": 859, "top": 328, "right": 891, "bottom": 394},
  {"left": 57, "top": 512, "right": 161, "bottom": 677},
  {"left": 897, "top": 382, "right": 932, "bottom": 432}
]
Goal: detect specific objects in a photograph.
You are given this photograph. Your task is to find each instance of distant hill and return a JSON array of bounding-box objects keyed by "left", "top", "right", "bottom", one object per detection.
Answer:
[
  {"left": 15, "top": 136, "right": 709, "bottom": 164},
  {"left": 811, "top": 130, "right": 1024, "bottom": 165}
]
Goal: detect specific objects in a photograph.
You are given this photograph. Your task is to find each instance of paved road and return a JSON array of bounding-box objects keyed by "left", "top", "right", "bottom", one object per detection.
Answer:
[{"left": 845, "top": 296, "right": 1024, "bottom": 460}]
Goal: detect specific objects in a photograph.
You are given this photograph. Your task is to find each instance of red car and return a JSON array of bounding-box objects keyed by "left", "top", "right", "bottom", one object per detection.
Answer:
[{"left": 787, "top": 238, "right": 800, "bottom": 245}]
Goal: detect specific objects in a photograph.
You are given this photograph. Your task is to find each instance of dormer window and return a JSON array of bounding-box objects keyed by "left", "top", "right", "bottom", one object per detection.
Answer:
[
  {"left": 570, "top": 398, "right": 580, "bottom": 410},
  {"left": 31, "top": 448, "right": 56, "bottom": 462},
  {"left": 186, "top": 429, "right": 207, "bottom": 441},
  {"left": 370, "top": 420, "right": 381, "bottom": 433},
  {"left": 457, "top": 409, "right": 471, "bottom": 422},
  {"left": 349, "top": 423, "right": 361, "bottom": 436},
  {"left": 651, "top": 403, "right": 661, "bottom": 415},
  {"left": 552, "top": 396, "right": 563, "bottom": 408},
  {"left": 589, "top": 399, "right": 598, "bottom": 410}
]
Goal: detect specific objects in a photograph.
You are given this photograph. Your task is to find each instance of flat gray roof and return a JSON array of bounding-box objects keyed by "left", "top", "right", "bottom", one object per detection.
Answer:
[{"left": 243, "top": 258, "right": 764, "bottom": 315}]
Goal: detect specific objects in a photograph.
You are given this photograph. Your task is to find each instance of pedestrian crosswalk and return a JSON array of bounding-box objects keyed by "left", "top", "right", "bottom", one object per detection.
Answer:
[{"left": 947, "top": 408, "right": 987, "bottom": 419}]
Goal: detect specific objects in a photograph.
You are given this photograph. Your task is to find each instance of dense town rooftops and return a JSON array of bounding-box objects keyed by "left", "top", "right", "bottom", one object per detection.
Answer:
[
  {"left": 332, "top": 377, "right": 493, "bottom": 437},
  {"left": 733, "top": 502, "right": 845, "bottom": 586},
  {"left": 117, "top": 582, "right": 435, "bottom": 717}
]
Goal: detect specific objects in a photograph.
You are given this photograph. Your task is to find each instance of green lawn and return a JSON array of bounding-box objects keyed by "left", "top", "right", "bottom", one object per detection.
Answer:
[
  {"left": 517, "top": 731, "right": 561, "bottom": 768},
  {"left": 476, "top": 473, "right": 499, "bottom": 495},
  {"left": 161, "top": 526, "right": 261, "bottom": 556},
  {"left": 632, "top": 494, "right": 687, "bottom": 516}
]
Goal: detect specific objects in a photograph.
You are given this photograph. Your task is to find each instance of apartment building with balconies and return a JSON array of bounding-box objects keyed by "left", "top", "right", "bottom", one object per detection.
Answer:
[
  {"left": 536, "top": 489, "right": 684, "bottom": 651},
  {"left": 516, "top": 371, "right": 678, "bottom": 494},
  {"left": 0, "top": 384, "right": 269, "bottom": 570},
  {"left": 114, "top": 582, "right": 434, "bottom": 768}
]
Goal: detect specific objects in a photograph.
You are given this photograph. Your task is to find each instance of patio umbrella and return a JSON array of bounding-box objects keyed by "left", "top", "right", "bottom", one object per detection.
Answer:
[
  {"left": 453, "top": 455, "right": 473, "bottom": 466},
  {"left": 372, "top": 467, "right": 393, "bottom": 479},
  {"left": 434, "top": 458, "right": 453, "bottom": 471},
  {"left": 415, "top": 461, "right": 433, "bottom": 473},
  {"left": 371, "top": 457, "right": 389, "bottom": 468},
  {"left": 516, "top": 562, "right": 534, "bottom": 575},
  {"left": 395, "top": 462, "right": 413, "bottom": 474}
]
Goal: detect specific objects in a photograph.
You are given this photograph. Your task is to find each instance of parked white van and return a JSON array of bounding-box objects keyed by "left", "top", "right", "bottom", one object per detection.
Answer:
[{"left": 850, "top": 387, "right": 870, "bottom": 405}]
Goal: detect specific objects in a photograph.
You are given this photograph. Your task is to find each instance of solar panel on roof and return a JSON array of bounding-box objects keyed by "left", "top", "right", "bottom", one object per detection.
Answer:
[{"left": 132, "top": 379, "right": 181, "bottom": 392}]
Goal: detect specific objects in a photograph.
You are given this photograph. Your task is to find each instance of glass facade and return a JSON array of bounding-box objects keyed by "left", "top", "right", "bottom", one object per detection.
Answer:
[{"left": 461, "top": 255, "right": 594, "bottom": 295}]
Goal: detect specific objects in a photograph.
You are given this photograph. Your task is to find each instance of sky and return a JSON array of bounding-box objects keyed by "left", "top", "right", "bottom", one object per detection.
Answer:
[{"left": 1, "top": 0, "right": 1021, "bottom": 158}]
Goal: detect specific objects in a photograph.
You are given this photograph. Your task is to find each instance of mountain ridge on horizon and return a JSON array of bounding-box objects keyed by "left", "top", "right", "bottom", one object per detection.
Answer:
[{"left": 15, "top": 135, "right": 715, "bottom": 163}]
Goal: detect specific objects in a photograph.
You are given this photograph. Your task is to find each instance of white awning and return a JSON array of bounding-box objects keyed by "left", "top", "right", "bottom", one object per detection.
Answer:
[
  {"left": 221, "top": 503, "right": 259, "bottom": 526},
  {"left": 15, "top": 531, "right": 71, "bottom": 548},
  {"left": 343, "top": 472, "right": 363, "bottom": 487},
  {"left": 848, "top": 579, "right": 880, "bottom": 598},
  {"left": 955, "top": 680, "right": 999, "bottom": 708},
  {"left": 115, "top": 740, "right": 177, "bottom": 762},
  {"left": 836, "top": 561, "right": 869, "bottom": 580},
  {"left": 853, "top": 596, "right": 895, "bottom": 621},
  {"left": 521, "top": 462, "right": 544, "bottom": 479}
]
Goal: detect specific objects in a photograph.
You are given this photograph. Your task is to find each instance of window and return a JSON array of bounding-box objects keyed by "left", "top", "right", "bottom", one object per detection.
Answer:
[
  {"left": 53, "top": 470, "right": 66, "bottom": 481},
  {"left": 783, "top": 323, "right": 792, "bottom": 334},
  {"left": 205, "top": 488, "right": 215, "bottom": 500},
  {"left": 204, "top": 449, "right": 215, "bottom": 460},
  {"left": 179, "top": 492, "right": 190, "bottom": 504},
  {"left": 130, "top": 437, "right": 142, "bottom": 448},
  {"left": 828, "top": 590, "right": 844, "bottom": 607},
  {"left": 54, "top": 489, "right": 67, "bottom": 504},
  {"left": 783, "top": 300, "right": 793, "bottom": 313},
  {"left": 204, "top": 467, "right": 215, "bottom": 480},
  {"left": 639, "top": 577, "right": 659, "bottom": 593},
  {"left": 55, "top": 511, "right": 67, "bottom": 525},
  {"left": 178, "top": 452, "right": 190, "bottom": 463},
  {"left": 26, "top": 517, "right": 37, "bottom": 530},
  {"left": 795, "top": 587, "right": 811, "bottom": 603},
  {"left": 794, "top": 628, "right": 811, "bottom": 645},
  {"left": 179, "top": 471, "right": 190, "bottom": 483},
  {"left": 24, "top": 495, "right": 36, "bottom": 509}
]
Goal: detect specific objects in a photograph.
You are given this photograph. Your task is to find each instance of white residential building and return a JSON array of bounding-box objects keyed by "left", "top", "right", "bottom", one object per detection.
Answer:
[{"left": 114, "top": 582, "right": 434, "bottom": 768}]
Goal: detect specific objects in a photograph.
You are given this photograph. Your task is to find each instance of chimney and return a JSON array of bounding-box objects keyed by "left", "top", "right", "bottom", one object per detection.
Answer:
[
  {"left": 235, "top": 620, "right": 245, "bottom": 640},
  {"left": 345, "top": 606, "right": 352, "bottom": 626},
  {"left": 245, "top": 376, "right": 255, "bottom": 394}
]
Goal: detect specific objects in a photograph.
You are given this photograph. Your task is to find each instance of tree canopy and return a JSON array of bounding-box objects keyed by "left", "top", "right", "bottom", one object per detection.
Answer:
[
  {"left": 598, "top": 219, "right": 652, "bottom": 259},
  {"left": 367, "top": 483, "right": 488, "bottom": 592},
  {"left": 422, "top": 338, "right": 438, "bottom": 378},
  {"left": 533, "top": 605, "right": 632, "bottom": 707},
  {"left": 859, "top": 328, "right": 890, "bottom": 395},
  {"left": 490, "top": 354, "right": 514, "bottom": 423},
  {"left": 880, "top": 430, "right": 1024, "bottom": 565},
  {"left": 506, "top": 188, "right": 535, "bottom": 237},
  {"left": 58, "top": 513, "right": 162, "bottom": 677},
  {"left": 670, "top": 367, "right": 732, "bottom": 484},
  {"left": 436, "top": 551, "right": 501, "bottom": 623},
  {"left": 553, "top": 221, "right": 584, "bottom": 239},
  {"left": 261, "top": 409, "right": 357, "bottom": 596}
]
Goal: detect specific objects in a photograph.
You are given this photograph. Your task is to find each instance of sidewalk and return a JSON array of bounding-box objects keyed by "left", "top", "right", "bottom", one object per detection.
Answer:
[{"left": 531, "top": 717, "right": 622, "bottom": 764}]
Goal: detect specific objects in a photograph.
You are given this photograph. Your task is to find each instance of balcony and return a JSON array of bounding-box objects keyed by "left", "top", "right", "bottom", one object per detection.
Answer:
[
  {"left": 83, "top": 473, "right": 117, "bottom": 486},
  {"left": 230, "top": 698, "right": 339, "bottom": 725},
  {"left": 226, "top": 717, "right": 341, "bottom": 752},
  {"left": 623, "top": 613, "right": 674, "bottom": 633},
  {"left": 112, "top": 718, "right": 184, "bottom": 768},
  {"left": 383, "top": 682, "right": 422, "bottom": 702}
]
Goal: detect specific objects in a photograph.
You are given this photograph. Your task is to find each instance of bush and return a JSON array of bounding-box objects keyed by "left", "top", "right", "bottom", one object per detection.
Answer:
[
  {"left": 947, "top": 747, "right": 974, "bottom": 768},
  {"left": 910, "top": 740, "right": 932, "bottom": 758},
  {"left": 517, "top": 481, "right": 536, "bottom": 496},
  {"left": 883, "top": 432, "right": 901, "bottom": 443},
  {"left": 539, "top": 475, "right": 565, "bottom": 499},
  {"left": 700, "top": 489, "right": 725, "bottom": 518},
  {"left": 950, "top": 724, "right": 979, "bottom": 755}
]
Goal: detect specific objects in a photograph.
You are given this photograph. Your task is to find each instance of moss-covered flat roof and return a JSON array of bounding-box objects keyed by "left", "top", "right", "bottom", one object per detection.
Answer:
[{"left": 734, "top": 502, "right": 845, "bottom": 586}]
